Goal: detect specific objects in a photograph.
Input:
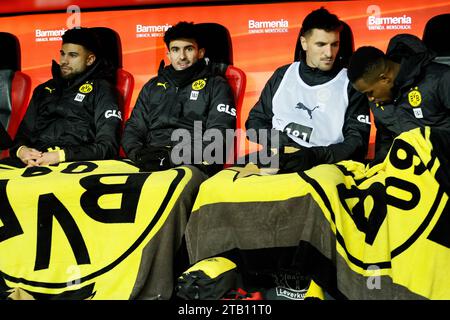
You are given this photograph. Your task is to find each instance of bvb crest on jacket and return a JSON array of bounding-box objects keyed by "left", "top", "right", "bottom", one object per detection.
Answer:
[
  {"left": 79, "top": 82, "right": 94, "bottom": 94},
  {"left": 408, "top": 86, "right": 422, "bottom": 107},
  {"left": 192, "top": 79, "right": 206, "bottom": 90}
]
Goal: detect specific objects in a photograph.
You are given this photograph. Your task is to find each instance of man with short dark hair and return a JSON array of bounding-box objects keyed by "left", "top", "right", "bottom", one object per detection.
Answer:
[
  {"left": 347, "top": 34, "right": 450, "bottom": 163},
  {"left": 246, "top": 7, "right": 370, "bottom": 172},
  {"left": 122, "top": 21, "right": 236, "bottom": 174},
  {"left": 7, "top": 27, "right": 121, "bottom": 167}
]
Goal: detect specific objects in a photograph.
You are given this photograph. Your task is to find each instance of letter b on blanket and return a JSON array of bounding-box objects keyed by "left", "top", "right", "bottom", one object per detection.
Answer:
[{"left": 79, "top": 173, "right": 150, "bottom": 223}]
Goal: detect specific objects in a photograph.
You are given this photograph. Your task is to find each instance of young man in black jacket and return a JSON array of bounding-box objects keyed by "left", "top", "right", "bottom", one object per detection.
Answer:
[
  {"left": 347, "top": 34, "right": 450, "bottom": 164},
  {"left": 7, "top": 27, "right": 121, "bottom": 167},
  {"left": 121, "top": 21, "right": 236, "bottom": 174},
  {"left": 245, "top": 7, "right": 371, "bottom": 173}
]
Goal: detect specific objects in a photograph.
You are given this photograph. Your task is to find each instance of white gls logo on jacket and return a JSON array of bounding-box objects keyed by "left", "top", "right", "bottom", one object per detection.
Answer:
[
  {"left": 217, "top": 104, "right": 236, "bottom": 117},
  {"left": 357, "top": 114, "right": 371, "bottom": 124},
  {"left": 105, "top": 110, "right": 122, "bottom": 120}
]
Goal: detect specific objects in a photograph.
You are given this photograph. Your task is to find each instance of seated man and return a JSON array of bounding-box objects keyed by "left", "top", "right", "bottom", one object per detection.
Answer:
[
  {"left": 347, "top": 34, "right": 450, "bottom": 164},
  {"left": 121, "top": 21, "right": 236, "bottom": 175},
  {"left": 245, "top": 7, "right": 370, "bottom": 173},
  {"left": 5, "top": 27, "right": 121, "bottom": 167}
]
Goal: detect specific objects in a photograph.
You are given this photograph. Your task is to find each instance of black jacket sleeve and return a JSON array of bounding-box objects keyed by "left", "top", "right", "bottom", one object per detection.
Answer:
[
  {"left": 372, "top": 118, "right": 395, "bottom": 165},
  {"left": 121, "top": 80, "right": 155, "bottom": 162},
  {"left": 203, "top": 75, "right": 237, "bottom": 162},
  {"left": 11, "top": 86, "right": 41, "bottom": 157},
  {"left": 64, "top": 81, "right": 121, "bottom": 161}
]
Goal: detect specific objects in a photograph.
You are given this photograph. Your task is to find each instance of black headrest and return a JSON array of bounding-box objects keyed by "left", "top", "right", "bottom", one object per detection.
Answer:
[
  {"left": 293, "top": 20, "right": 355, "bottom": 68},
  {"left": 423, "top": 14, "right": 450, "bottom": 56},
  {"left": 195, "top": 23, "right": 233, "bottom": 65},
  {"left": 336, "top": 21, "right": 355, "bottom": 68},
  {"left": 0, "top": 32, "right": 21, "bottom": 71},
  {"left": 0, "top": 69, "right": 14, "bottom": 132},
  {"left": 90, "top": 27, "right": 123, "bottom": 69}
]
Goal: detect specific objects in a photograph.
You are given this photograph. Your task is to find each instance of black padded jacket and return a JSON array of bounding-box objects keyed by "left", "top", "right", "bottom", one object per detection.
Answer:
[
  {"left": 11, "top": 59, "right": 121, "bottom": 161},
  {"left": 371, "top": 34, "right": 450, "bottom": 163},
  {"left": 122, "top": 59, "right": 236, "bottom": 164}
]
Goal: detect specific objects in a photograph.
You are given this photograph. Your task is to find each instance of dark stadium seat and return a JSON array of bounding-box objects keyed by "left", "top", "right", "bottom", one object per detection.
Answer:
[
  {"left": 422, "top": 13, "right": 450, "bottom": 65},
  {"left": 90, "top": 27, "right": 135, "bottom": 158},
  {"left": 195, "top": 23, "right": 247, "bottom": 111},
  {"left": 0, "top": 32, "right": 32, "bottom": 158},
  {"left": 195, "top": 22, "right": 247, "bottom": 167}
]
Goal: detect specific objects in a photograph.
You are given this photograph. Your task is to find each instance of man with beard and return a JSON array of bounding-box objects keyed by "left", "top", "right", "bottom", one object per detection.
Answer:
[
  {"left": 5, "top": 27, "right": 121, "bottom": 167},
  {"left": 245, "top": 7, "right": 370, "bottom": 173},
  {"left": 121, "top": 21, "right": 236, "bottom": 175}
]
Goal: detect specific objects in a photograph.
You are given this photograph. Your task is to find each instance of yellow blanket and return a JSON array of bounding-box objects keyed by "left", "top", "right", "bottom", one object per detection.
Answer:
[
  {"left": 0, "top": 160, "right": 206, "bottom": 299},
  {"left": 185, "top": 127, "right": 450, "bottom": 299}
]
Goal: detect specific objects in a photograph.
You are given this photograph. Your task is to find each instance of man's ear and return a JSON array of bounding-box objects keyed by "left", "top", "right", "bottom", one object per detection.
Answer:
[
  {"left": 166, "top": 50, "right": 173, "bottom": 64},
  {"left": 379, "top": 73, "right": 391, "bottom": 84},
  {"left": 86, "top": 53, "right": 96, "bottom": 66},
  {"left": 300, "top": 36, "right": 308, "bottom": 51},
  {"left": 198, "top": 48, "right": 205, "bottom": 59}
]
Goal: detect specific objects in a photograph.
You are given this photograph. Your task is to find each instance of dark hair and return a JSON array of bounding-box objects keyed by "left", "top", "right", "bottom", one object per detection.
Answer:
[
  {"left": 62, "top": 27, "right": 100, "bottom": 55},
  {"left": 347, "top": 46, "right": 386, "bottom": 83},
  {"left": 300, "top": 7, "right": 342, "bottom": 37},
  {"left": 163, "top": 21, "right": 202, "bottom": 49}
]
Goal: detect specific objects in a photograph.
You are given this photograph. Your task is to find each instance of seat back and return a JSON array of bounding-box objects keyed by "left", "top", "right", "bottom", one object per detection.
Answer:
[
  {"left": 196, "top": 22, "right": 233, "bottom": 71},
  {"left": 90, "top": 27, "right": 135, "bottom": 158},
  {"left": 225, "top": 66, "right": 246, "bottom": 117},
  {"left": 90, "top": 27, "right": 135, "bottom": 119},
  {"left": 423, "top": 13, "right": 450, "bottom": 66},
  {"left": 195, "top": 22, "right": 247, "bottom": 167},
  {"left": 0, "top": 32, "right": 31, "bottom": 157},
  {"left": 116, "top": 69, "right": 135, "bottom": 122}
]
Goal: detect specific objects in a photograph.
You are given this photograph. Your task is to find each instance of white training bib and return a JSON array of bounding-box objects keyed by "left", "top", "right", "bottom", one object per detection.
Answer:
[{"left": 272, "top": 62, "right": 349, "bottom": 147}]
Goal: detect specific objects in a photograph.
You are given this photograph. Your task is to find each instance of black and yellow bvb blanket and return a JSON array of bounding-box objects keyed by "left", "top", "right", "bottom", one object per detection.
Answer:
[
  {"left": 0, "top": 160, "right": 206, "bottom": 299},
  {"left": 185, "top": 127, "right": 450, "bottom": 299}
]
